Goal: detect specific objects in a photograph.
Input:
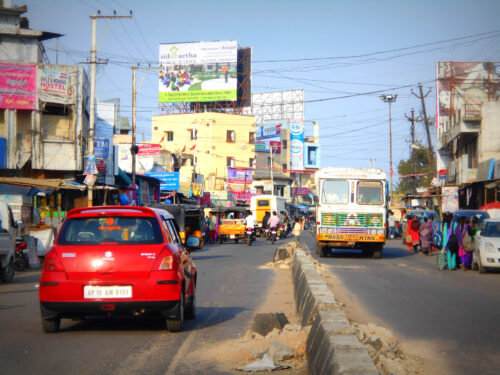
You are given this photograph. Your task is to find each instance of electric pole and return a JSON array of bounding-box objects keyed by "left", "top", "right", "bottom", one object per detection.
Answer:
[
  {"left": 405, "top": 109, "right": 419, "bottom": 194},
  {"left": 412, "top": 83, "right": 436, "bottom": 177},
  {"left": 87, "top": 11, "right": 132, "bottom": 207},
  {"left": 131, "top": 66, "right": 159, "bottom": 189}
]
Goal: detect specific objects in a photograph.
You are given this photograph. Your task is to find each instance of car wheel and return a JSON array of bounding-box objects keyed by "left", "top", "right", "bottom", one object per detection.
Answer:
[
  {"left": 41, "top": 316, "right": 61, "bottom": 333},
  {"left": 234, "top": 239, "right": 238, "bottom": 244},
  {"left": 1, "top": 258, "right": 15, "bottom": 283},
  {"left": 184, "top": 292, "right": 196, "bottom": 320},
  {"left": 478, "top": 253, "right": 487, "bottom": 274},
  {"left": 166, "top": 292, "right": 184, "bottom": 332}
]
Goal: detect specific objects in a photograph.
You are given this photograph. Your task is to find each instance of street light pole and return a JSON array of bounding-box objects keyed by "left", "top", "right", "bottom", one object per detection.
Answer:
[{"left": 380, "top": 94, "right": 397, "bottom": 197}]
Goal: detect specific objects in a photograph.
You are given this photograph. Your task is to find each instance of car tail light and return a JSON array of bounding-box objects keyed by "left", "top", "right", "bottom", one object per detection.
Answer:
[
  {"left": 153, "top": 247, "right": 176, "bottom": 271},
  {"left": 44, "top": 248, "right": 65, "bottom": 272}
]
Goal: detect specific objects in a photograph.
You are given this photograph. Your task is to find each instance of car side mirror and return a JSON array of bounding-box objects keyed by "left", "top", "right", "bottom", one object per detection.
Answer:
[{"left": 185, "top": 235, "right": 201, "bottom": 250}]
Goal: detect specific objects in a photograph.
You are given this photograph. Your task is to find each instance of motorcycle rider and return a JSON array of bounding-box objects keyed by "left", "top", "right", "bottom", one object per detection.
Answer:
[
  {"left": 267, "top": 211, "right": 280, "bottom": 239},
  {"left": 245, "top": 211, "right": 257, "bottom": 240}
]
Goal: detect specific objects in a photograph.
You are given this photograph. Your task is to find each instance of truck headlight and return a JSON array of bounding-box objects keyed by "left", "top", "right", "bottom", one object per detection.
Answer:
[
  {"left": 378, "top": 229, "right": 384, "bottom": 235},
  {"left": 485, "top": 242, "right": 495, "bottom": 253}
]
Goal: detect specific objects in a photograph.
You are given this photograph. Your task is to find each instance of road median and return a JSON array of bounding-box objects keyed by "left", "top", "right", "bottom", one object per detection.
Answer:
[{"left": 289, "top": 240, "right": 379, "bottom": 375}]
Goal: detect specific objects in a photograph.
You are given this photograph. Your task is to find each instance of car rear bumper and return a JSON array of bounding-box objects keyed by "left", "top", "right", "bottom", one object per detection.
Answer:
[{"left": 40, "top": 300, "right": 181, "bottom": 319}]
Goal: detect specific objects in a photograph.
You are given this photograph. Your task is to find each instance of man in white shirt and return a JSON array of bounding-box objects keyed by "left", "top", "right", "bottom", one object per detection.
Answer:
[{"left": 245, "top": 211, "right": 257, "bottom": 229}]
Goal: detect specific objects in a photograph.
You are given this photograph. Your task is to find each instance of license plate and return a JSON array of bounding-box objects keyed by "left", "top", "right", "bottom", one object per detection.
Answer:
[
  {"left": 84, "top": 285, "right": 132, "bottom": 299},
  {"left": 230, "top": 235, "right": 235, "bottom": 239},
  {"left": 247, "top": 231, "right": 252, "bottom": 234}
]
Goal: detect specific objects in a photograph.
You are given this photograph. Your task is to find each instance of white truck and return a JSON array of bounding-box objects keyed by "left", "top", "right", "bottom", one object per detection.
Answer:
[
  {"left": 315, "top": 167, "right": 388, "bottom": 259},
  {"left": 0, "top": 201, "right": 16, "bottom": 282}
]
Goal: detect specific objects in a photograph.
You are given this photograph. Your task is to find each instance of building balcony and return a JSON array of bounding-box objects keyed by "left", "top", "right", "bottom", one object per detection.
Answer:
[{"left": 439, "top": 104, "right": 481, "bottom": 149}]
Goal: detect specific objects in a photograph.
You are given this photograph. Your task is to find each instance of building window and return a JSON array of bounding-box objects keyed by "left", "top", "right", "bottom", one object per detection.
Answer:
[
  {"left": 190, "top": 129, "right": 197, "bottom": 140},
  {"left": 282, "top": 164, "right": 287, "bottom": 172},
  {"left": 165, "top": 131, "right": 174, "bottom": 141},
  {"left": 267, "top": 157, "right": 272, "bottom": 167},
  {"left": 249, "top": 158, "right": 255, "bottom": 168},
  {"left": 249, "top": 132, "right": 255, "bottom": 144},
  {"left": 227, "top": 157, "right": 235, "bottom": 167},
  {"left": 282, "top": 140, "right": 287, "bottom": 149},
  {"left": 227, "top": 130, "right": 235, "bottom": 143}
]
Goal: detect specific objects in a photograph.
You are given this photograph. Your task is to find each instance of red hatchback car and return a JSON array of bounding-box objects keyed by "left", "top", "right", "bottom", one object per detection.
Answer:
[{"left": 39, "top": 206, "right": 198, "bottom": 333}]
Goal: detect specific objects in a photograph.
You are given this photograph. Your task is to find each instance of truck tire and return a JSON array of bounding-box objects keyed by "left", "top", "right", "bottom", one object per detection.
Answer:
[
  {"left": 372, "top": 244, "right": 383, "bottom": 259},
  {"left": 1, "top": 258, "right": 15, "bottom": 283},
  {"left": 317, "top": 244, "right": 328, "bottom": 258}
]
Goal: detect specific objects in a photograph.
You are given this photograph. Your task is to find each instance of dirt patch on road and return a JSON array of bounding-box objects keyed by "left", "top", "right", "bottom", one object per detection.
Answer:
[
  {"left": 191, "top": 260, "right": 308, "bottom": 374},
  {"left": 317, "top": 262, "right": 451, "bottom": 375}
]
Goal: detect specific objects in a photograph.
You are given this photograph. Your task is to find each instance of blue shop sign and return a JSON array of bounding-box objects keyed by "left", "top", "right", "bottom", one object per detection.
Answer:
[
  {"left": 146, "top": 171, "right": 180, "bottom": 191},
  {"left": 94, "top": 138, "right": 110, "bottom": 159}
]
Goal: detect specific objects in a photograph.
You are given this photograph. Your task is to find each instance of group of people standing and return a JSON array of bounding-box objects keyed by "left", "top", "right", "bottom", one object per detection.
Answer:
[
  {"left": 405, "top": 214, "right": 439, "bottom": 255},
  {"left": 404, "top": 211, "right": 479, "bottom": 271},
  {"left": 441, "top": 214, "right": 479, "bottom": 271}
]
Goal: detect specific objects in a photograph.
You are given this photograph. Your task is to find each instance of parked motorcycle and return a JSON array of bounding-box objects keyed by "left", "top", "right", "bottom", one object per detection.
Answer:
[
  {"left": 246, "top": 227, "right": 254, "bottom": 246},
  {"left": 15, "top": 238, "right": 29, "bottom": 272}
]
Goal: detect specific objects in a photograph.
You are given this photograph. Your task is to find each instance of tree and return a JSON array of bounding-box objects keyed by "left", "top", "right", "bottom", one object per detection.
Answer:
[{"left": 396, "top": 146, "right": 434, "bottom": 194}]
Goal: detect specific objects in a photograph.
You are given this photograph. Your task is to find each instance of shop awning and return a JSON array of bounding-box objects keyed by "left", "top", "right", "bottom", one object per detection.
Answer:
[{"left": 0, "top": 177, "right": 87, "bottom": 191}]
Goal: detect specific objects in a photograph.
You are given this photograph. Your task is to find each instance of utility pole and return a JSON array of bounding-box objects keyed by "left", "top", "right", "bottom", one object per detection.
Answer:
[
  {"left": 269, "top": 145, "right": 274, "bottom": 195},
  {"left": 131, "top": 65, "right": 159, "bottom": 189},
  {"left": 380, "top": 94, "right": 397, "bottom": 197},
  {"left": 406, "top": 109, "right": 420, "bottom": 194},
  {"left": 87, "top": 11, "right": 132, "bottom": 207},
  {"left": 132, "top": 66, "right": 137, "bottom": 188},
  {"left": 412, "top": 83, "right": 436, "bottom": 177}
]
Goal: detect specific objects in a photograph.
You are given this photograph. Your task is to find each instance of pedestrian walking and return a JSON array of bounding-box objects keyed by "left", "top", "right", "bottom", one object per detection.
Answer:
[
  {"left": 293, "top": 218, "right": 302, "bottom": 241},
  {"left": 419, "top": 217, "right": 433, "bottom": 255},
  {"left": 455, "top": 217, "right": 469, "bottom": 271},
  {"left": 208, "top": 212, "right": 216, "bottom": 244},
  {"left": 388, "top": 211, "right": 396, "bottom": 239}
]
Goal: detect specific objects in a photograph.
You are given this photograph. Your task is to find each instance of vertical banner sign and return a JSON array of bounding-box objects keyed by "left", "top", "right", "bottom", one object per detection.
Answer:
[
  {"left": 0, "top": 63, "right": 36, "bottom": 110},
  {"left": 289, "top": 119, "right": 304, "bottom": 171},
  {"left": 227, "top": 167, "right": 253, "bottom": 202},
  {"left": 441, "top": 186, "right": 459, "bottom": 213}
]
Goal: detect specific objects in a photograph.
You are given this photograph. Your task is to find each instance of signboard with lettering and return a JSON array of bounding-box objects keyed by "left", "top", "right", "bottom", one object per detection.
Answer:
[
  {"left": 0, "top": 63, "right": 36, "bottom": 110},
  {"left": 94, "top": 138, "right": 110, "bottom": 159},
  {"left": 145, "top": 171, "right": 180, "bottom": 191}
]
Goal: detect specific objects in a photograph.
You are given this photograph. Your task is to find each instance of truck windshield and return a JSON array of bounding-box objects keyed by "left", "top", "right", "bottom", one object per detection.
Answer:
[
  {"left": 322, "top": 180, "right": 349, "bottom": 204},
  {"left": 357, "top": 181, "right": 383, "bottom": 205}
]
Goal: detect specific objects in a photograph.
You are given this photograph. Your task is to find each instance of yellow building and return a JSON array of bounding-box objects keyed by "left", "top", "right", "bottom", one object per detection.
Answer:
[{"left": 151, "top": 112, "right": 256, "bottom": 193}]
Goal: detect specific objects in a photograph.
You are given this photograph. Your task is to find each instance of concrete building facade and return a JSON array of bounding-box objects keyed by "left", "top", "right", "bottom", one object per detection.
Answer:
[{"left": 151, "top": 112, "right": 256, "bottom": 195}]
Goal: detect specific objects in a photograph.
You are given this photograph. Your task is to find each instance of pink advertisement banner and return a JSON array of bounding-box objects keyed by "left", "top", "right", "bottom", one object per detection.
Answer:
[{"left": 0, "top": 63, "right": 36, "bottom": 110}]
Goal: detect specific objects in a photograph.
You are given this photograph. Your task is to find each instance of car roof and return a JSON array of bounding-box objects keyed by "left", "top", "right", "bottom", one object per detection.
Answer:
[{"left": 67, "top": 205, "right": 174, "bottom": 220}]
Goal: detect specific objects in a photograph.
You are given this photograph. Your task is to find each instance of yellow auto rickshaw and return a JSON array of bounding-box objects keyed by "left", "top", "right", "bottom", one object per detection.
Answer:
[{"left": 213, "top": 207, "right": 249, "bottom": 244}]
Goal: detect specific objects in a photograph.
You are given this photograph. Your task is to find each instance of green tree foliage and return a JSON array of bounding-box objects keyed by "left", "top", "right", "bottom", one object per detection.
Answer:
[{"left": 396, "top": 146, "right": 434, "bottom": 194}]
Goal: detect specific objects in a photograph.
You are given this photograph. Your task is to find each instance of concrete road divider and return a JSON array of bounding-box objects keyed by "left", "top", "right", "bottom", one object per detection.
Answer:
[{"left": 290, "top": 246, "right": 379, "bottom": 375}]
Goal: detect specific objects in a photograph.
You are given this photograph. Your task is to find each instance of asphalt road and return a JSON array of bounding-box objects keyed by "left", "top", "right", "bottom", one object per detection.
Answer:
[
  {"left": 0, "top": 237, "right": 293, "bottom": 375},
  {"left": 300, "top": 230, "right": 500, "bottom": 375}
]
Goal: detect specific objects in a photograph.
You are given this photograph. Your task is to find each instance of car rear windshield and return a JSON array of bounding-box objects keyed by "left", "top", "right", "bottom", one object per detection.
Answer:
[{"left": 57, "top": 216, "right": 163, "bottom": 245}]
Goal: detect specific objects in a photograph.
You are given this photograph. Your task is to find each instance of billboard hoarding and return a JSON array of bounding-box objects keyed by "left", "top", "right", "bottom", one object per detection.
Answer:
[
  {"left": 0, "top": 63, "right": 36, "bottom": 110},
  {"left": 159, "top": 41, "right": 238, "bottom": 103},
  {"left": 255, "top": 121, "right": 282, "bottom": 154},
  {"left": 289, "top": 119, "right": 304, "bottom": 171}
]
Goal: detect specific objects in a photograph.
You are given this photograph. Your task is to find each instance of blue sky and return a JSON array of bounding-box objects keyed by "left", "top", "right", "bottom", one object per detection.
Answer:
[{"left": 16, "top": 0, "right": 500, "bottom": 182}]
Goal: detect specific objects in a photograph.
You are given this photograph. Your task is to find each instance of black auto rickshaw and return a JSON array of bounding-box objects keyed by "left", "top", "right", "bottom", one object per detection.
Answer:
[{"left": 149, "top": 203, "right": 205, "bottom": 250}]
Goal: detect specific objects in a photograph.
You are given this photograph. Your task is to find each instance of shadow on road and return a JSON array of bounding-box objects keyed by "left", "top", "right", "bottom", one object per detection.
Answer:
[
  {"left": 57, "top": 306, "right": 248, "bottom": 333},
  {"left": 191, "top": 255, "right": 233, "bottom": 261}
]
